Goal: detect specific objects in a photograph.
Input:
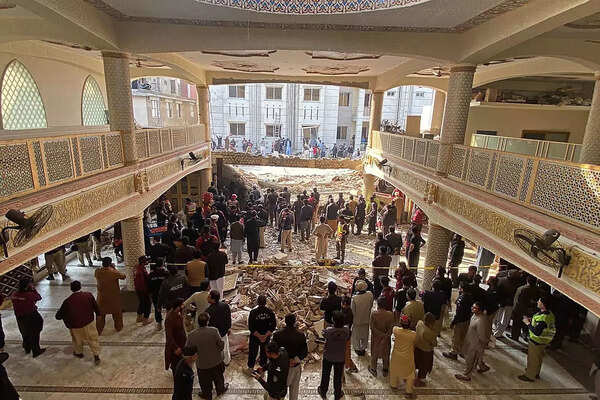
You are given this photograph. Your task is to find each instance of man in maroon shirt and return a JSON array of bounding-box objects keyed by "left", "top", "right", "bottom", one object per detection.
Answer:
[
  {"left": 11, "top": 278, "right": 45, "bottom": 357},
  {"left": 56, "top": 280, "right": 101, "bottom": 364}
]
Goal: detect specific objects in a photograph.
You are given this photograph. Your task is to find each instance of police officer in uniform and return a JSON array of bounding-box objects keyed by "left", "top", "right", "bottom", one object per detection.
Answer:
[{"left": 518, "top": 296, "right": 556, "bottom": 382}]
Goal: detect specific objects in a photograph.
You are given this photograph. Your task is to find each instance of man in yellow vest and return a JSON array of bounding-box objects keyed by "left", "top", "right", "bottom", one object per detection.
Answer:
[{"left": 518, "top": 296, "right": 556, "bottom": 382}]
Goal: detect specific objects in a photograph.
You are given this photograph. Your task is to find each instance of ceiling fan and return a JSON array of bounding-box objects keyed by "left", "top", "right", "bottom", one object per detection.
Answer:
[{"left": 0, "top": 206, "right": 53, "bottom": 258}]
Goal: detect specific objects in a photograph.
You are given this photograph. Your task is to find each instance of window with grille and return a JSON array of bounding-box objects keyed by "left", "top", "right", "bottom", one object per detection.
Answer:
[
  {"left": 336, "top": 126, "right": 348, "bottom": 140},
  {"left": 151, "top": 99, "right": 160, "bottom": 118},
  {"left": 266, "top": 87, "right": 282, "bottom": 100},
  {"left": 176, "top": 103, "right": 182, "bottom": 118},
  {"left": 386, "top": 91, "right": 395, "bottom": 96},
  {"left": 303, "top": 88, "right": 320, "bottom": 101},
  {"left": 167, "top": 102, "right": 173, "bottom": 118},
  {"left": 1, "top": 60, "right": 47, "bottom": 130},
  {"left": 81, "top": 76, "right": 108, "bottom": 126},
  {"left": 266, "top": 124, "right": 281, "bottom": 137},
  {"left": 228, "top": 85, "right": 245, "bottom": 98},
  {"left": 339, "top": 92, "right": 350, "bottom": 107},
  {"left": 230, "top": 122, "right": 245, "bottom": 135},
  {"left": 416, "top": 91, "right": 425, "bottom": 97}
]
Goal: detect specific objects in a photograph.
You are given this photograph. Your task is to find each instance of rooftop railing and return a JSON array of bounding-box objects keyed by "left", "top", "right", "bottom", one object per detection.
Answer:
[
  {"left": 370, "top": 131, "right": 600, "bottom": 234},
  {"left": 0, "top": 125, "right": 206, "bottom": 202}
]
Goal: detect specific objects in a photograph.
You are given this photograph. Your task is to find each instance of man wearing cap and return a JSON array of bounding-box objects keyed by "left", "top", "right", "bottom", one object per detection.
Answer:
[
  {"left": 56, "top": 280, "right": 101, "bottom": 364},
  {"left": 390, "top": 315, "right": 417, "bottom": 399},
  {"left": 351, "top": 269, "right": 373, "bottom": 295},
  {"left": 95, "top": 257, "right": 126, "bottom": 334},
  {"left": 11, "top": 278, "right": 45, "bottom": 357},
  {"left": 0, "top": 352, "right": 19, "bottom": 400},
  {"left": 351, "top": 280, "right": 373, "bottom": 356}
]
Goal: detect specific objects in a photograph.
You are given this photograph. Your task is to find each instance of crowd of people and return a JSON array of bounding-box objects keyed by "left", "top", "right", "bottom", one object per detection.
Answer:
[{"left": 0, "top": 180, "right": 591, "bottom": 400}]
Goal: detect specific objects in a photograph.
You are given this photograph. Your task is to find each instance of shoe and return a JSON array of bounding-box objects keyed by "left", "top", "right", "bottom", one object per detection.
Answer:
[
  {"left": 94, "top": 355, "right": 101, "bottom": 365},
  {"left": 518, "top": 374, "right": 534, "bottom": 382},
  {"left": 24, "top": 348, "right": 31, "bottom": 354},
  {"left": 156, "top": 322, "right": 163, "bottom": 331},
  {"left": 477, "top": 364, "right": 490, "bottom": 373},
  {"left": 455, "top": 373, "right": 471, "bottom": 381},
  {"left": 32, "top": 348, "right": 46, "bottom": 358},
  {"left": 216, "top": 383, "right": 229, "bottom": 396},
  {"left": 368, "top": 367, "right": 377, "bottom": 377},
  {"left": 46, "top": 274, "right": 55, "bottom": 281},
  {"left": 317, "top": 387, "right": 327, "bottom": 399},
  {"left": 142, "top": 318, "right": 152, "bottom": 325},
  {"left": 73, "top": 353, "right": 84, "bottom": 358},
  {"left": 442, "top": 351, "right": 458, "bottom": 360}
]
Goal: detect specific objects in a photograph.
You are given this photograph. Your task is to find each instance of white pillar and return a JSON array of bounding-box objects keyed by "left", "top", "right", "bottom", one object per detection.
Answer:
[
  {"left": 430, "top": 90, "right": 446, "bottom": 135},
  {"left": 581, "top": 72, "right": 600, "bottom": 165},
  {"left": 368, "top": 91, "right": 384, "bottom": 147},
  {"left": 121, "top": 214, "right": 145, "bottom": 290},
  {"left": 436, "top": 65, "right": 476, "bottom": 175}
]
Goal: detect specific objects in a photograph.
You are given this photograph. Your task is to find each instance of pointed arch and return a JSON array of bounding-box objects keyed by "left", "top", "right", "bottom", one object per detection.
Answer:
[
  {"left": 81, "top": 75, "right": 108, "bottom": 126},
  {"left": 1, "top": 60, "right": 47, "bottom": 130}
]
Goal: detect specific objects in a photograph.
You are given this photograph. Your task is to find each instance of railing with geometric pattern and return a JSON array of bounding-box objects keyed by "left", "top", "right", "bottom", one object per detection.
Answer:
[
  {"left": 370, "top": 131, "right": 600, "bottom": 234},
  {"left": 134, "top": 125, "right": 205, "bottom": 160},
  {"left": 0, "top": 125, "right": 206, "bottom": 202},
  {"left": 0, "top": 130, "right": 124, "bottom": 202}
]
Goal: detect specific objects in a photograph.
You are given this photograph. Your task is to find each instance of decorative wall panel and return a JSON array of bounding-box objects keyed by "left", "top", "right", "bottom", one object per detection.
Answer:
[
  {"left": 486, "top": 153, "right": 498, "bottom": 191},
  {"left": 71, "top": 138, "right": 82, "bottom": 176},
  {"left": 32, "top": 141, "right": 46, "bottom": 186},
  {"left": 519, "top": 159, "right": 534, "bottom": 201},
  {"left": 448, "top": 146, "right": 465, "bottom": 179},
  {"left": 493, "top": 155, "right": 524, "bottom": 199},
  {"left": 44, "top": 140, "right": 73, "bottom": 182},
  {"left": 161, "top": 129, "right": 173, "bottom": 152},
  {"left": 172, "top": 128, "right": 186, "bottom": 149},
  {"left": 100, "top": 135, "right": 109, "bottom": 168},
  {"left": 79, "top": 136, "right": 103, "bottom": 173},
  {"left": 148, "top": 130, "right": 161, "bottom": 155},
  {"left": 403, "top": 138, "right": 414, "bottom": 161},
  {"left": 389, "top": 135, "right": 403, "bottom": 156},
  {"left": 466, "top": 150, "right": 490, "bottom": 187},
  {"left": 136, "top": 130, "right": 148, "bottom": 159},
  {"left": 414, "top": 140, "right": 426, "bottom": 166},
  {"left": 426, "top": 141, "right": 439, "bottom": 170},
  {"left": 0, "top": 143, "right": 34, "bottom": 197},
  {"left": 106, "top": 134, "right": 123, "bottom": 166}
]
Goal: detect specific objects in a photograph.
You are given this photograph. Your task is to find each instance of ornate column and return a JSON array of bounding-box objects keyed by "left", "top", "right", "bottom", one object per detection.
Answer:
[
  {"left": 436, "top": 65, "right": 476, "bottom": 175},
  {"left": 121, "top": 214, "right": 145, "bottom": 290},
  {"left": 430, "top": 90, "right": 446, "bottom": 135},
  {"left": 422, "top": 223, "right": 453, "bottom": 290},
  {"left": 102, "top": 51, "right": 137, "bottom": 165},
  {"left": 581, "top": 72, "right": 600, "bottom": 165},
  {"left": 368, "top": 91, "right": 384, "bottom": 147}
]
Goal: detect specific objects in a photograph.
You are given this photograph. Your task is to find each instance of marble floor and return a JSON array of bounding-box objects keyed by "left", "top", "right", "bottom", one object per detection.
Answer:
[{"left": 1, "top": 229, "right": 594, "bottom": 399}]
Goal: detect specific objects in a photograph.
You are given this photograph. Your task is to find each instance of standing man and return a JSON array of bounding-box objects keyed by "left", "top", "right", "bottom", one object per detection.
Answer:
[
  {"left": 318, "top": 311, "right": 349, "bottom": 400},
  {"left": 186, "top": 312, "right": 228, "bottom": 399},
  {"left": 385, "top": 227, "right": 403, "bottom": 269},
  {"left": 134, "top": 256, "right": 152, "bottom": 326},
  {"left": 381, "top": 203, "right": 397, "bottom": 235},
  {"left": 325, "top": 198, "right": 339, "bottom": 232},
  {"left": 510, "top": 275, "right": 541, "bottom": 342},
  {"left": 172, "top": 346, "right": 198, "bottom": 400},
  {"left": 206, "top": 247, "right": 228, "bottom": 298},
  {"left": 267, "top": 189, "right": 278, "bottom": 227},
  {"left": 248, "top": 295, "right": 277, "bottom": 374},
  {"left": 402, "top": 288, "right": 425, "bottom": 330},
  {"left": 448, "top": 234, "right": 465, "bottom": 287},
  {"left": 91, "top": 229, "right": 102, "bottom": 261},
  {"left": 347, "top": 195, "right": 358, "bottom": 234},
  {"left": 280, "top": 208, "right": 294, "bottom": 253},
  {"left": 367, "top": 195, "right": 378, "bottom": 236},
  {"left": 292, "top": 195, "right": 303, "bottom": 234},
  {"left": 372, "top": 246, "right": 392, "bottom": 299},
  {"left": 299, "top": 200, "right": 314, "bottom": 242},
  {"left": 335, "top": 216, "right": 350, "bottom": 263},
  {"left": 45, "top": 245, "right": 69, "bottom": 281},
  {"left": 185, "top": 255, "right": 206, "bottom": 294},
  {"left": 320, "top": 282, "right": 342, "bottom": 328},
  {"left": 95, "top": 257, "right": 126, "bottom": 334},
  {"left": 354, "top": 195, "right": 366, "bottom": 235},
  {"left": 148, "top": 260, "right": 169, "bottom": 331},
  {"left": 55, "top": 280, "right": 101, "bottom": 364},
  {"left": 272, "top": 314, "right": 308, "bottom": 400},
  {"left": 206, "top": 290, "right": 232, "bottom": 366},
  {"left": 455, "top": 302, "right": 490, "bottom": 381},
  {"left": 443, "top": 282, "right": 473, "bottom": 360},
  {"left": 351, "top": 268, "right": 373, "bottom": 295},
  {"left": 74, "top": 234, "right": 94, "bottom": 267},
  {"left": 244, "top": 210, "right": 262, "bottom": 263},
  {"left": 159, "top": 265, "right": 188, "bottom": 312},
  {"left": 0, "top": 352, "right": 19, "bottom": 400},
  {"left": 389, "top": 315, "right": 417, "bottom": 399},
  {"left": 229, "top": 216, "right": 244, "bottom": 264},
  {"left": 165, "top": 299, "right": 187, "bottom": 375},
  {"left": 351, "top": 280, "right": 373, "bottom": 356},
  {"left": 252, "top": 343, "right": 290, "bottom": 400},
  {"left": 369, "top": 297, "right": 395, "bottom": 377},
  {"left": 518, "top": 296, "right": 556, "bottom": 382},
  {"left": 11, "top": 278, "right": 45, "bottom": 357},
  {"left": 313, "top": 216, "right": 334, "bottom": 261},
  {"left": 414, "top": 313, "right": 438, "bottom": 387}
]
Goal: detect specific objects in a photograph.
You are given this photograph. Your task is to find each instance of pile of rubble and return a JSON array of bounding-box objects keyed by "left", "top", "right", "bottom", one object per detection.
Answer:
[{"left": 226, "top": 266, "right": 351, "bottom": 363}]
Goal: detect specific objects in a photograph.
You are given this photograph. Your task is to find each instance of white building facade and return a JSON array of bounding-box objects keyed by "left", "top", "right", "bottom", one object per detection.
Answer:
[{"left": 209, "top": 83, "right": 435, "bottom": 154}]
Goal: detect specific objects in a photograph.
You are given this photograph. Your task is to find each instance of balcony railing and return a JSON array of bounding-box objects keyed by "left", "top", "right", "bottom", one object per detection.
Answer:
[
  {"left": 370, "top": 131, "right": 600, "bottom": 234},
  {"left": 471, "top": 133, "right": 582, "bottom": 162},
  {"left": 0, "top": 125, "right": 206, "bottom": 202}
]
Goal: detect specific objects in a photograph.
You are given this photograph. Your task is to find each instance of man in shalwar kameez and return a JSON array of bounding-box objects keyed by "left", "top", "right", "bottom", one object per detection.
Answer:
[
  {"left": 455, "top": 302, "right": 490, "bottom": 381},
  {"left": 369, "top": 297, "right": 395, "bottom": 377},
  {"left": 390, "top": 315, "right": 417, "bottom": 399},
  {"left": 312, "top": 216, "right": 334, "bottom": 261}
]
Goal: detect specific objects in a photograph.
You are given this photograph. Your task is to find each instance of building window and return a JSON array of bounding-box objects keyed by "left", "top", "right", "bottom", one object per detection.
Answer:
[
  {"left": 339, "top": 92, "right": 350, "bottom": 107},
  {"left": 167, "top": 102, "right": 173, "bottom": 118},
  {"left": 176, "top": 103, "right": 182, "bottom": 118},
  {"left": 228, "top": 85, "right": 245, "bottom": 98},
  {"left": 266, "top": 87, "right": 282, "bottom": 100},
  {"left": 81, "top": 76, "right": 108, "bottom": 126},
  {"left": 363, "top": 93, "right": 372, "bottom": 107},
  {"left": 266, "top": 124, "right": 281, "bottom": 137},
  {"left": 229, "top": 122, "right": 245, "bottom": 136},
  {"left": 336, "top": 126, "right": 348, "bottom": 140},
  {"left": 303, "top": 88, "right": 320, "bottom": 101},
  {"left": 386, "top": 91, "right": 395, "bottom": 96},
  {"left": 0, "top": 60, "right": 47, "bottom": 130},
  {"left": 415, "top": 91, "right": 425, "bottom": 97},
  {"left": 190, "top": 105, "right": 195, "bottom": 117},
  {"left": 151, "top": 99, "right": 160, "bottom": 118}
]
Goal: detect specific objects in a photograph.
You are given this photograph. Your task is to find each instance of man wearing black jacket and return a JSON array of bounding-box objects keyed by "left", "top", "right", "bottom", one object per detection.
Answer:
[
  {"left": 248, "top": 295, "right": 277, "bottom": 373},
  {"left": 148, "top": 260, "right": 169, "bottom": 331},
  {"left": 272, "top": 314, "right": 308, "bottom": 400},
  {"left": 443, "top": 283, "right": 474, "bottom": 360},
  {"left": 253, "top": 342, "right": 290, "bottom": 400},
  {"left": 206, "top": 290, "right": 232, "bottom": 366},
  {"left": 206, "top": 248, "right": 228, "bottom": 298}
]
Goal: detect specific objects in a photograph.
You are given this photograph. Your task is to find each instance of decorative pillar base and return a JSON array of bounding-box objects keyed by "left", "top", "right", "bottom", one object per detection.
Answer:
[
  {"left": 422, "top": 224, "right": 453, "bottom": 290},
  {"left": 121, "top": 214, "right": 145, "bottom": 291}
]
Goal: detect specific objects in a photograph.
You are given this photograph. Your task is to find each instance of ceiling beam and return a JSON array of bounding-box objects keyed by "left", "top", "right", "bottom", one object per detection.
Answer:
[
  {"left": 206, "top": 71, "right": 373, "bottom": 89},
  {"left": 13, "top": 0, "right": 119, "bottom": 50},
  {"left": 372, "top": 59, "right": 442, "bottom": 91}
]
